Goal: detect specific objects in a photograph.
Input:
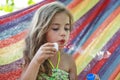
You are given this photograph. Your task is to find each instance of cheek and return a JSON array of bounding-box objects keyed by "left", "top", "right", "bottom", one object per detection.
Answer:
[
  {"left": 67, "top": 33, "right": 70, "bottom": 39},
  {"left": 65, "top": 34, "right": 70, "bottom": 43},
  {"left": 66, "top": 36, "right": 70, "bottom": 41},
  {"left": 46, "top": 32, "right": 56, "bottom": 42},
  {"left": 46, "top": 33, "right": 51, "bottom": 42}
]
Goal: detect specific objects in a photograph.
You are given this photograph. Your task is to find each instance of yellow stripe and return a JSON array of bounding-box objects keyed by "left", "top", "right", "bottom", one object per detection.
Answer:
[
  {"left": 0, "top": 39, "right": 25, "bottom": 65},
  {"left": 70, "top": 0, "right": 99, "bottom": 21},
  {"left": 115, "top": 72, "right": 120, "bottom": 80},
  {"left": 75, "top": 13, "right": 120, "bottom": 74},
  {"left": 0, "top": 39, "right": 25, "bottom": 55}
]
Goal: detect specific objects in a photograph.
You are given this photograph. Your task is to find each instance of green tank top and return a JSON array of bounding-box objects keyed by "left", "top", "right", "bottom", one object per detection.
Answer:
[{"left": 38, "top": 51, "right": 69, "bottom": 80}]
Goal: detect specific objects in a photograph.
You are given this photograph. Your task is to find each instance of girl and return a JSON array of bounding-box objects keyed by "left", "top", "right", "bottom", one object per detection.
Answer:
[{"left": 20, "top": 1, "right": 77, "bottom": 80}]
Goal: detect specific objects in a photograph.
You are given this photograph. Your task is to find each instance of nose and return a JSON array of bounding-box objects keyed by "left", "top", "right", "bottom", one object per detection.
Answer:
[{"left": 60, "top": 29, "right": 66, "bottom": 37}]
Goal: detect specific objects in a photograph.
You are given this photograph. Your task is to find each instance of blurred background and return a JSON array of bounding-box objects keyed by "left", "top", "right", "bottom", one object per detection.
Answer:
[
  {"left": 0, "top": 0, "right": 120, "bottom": 80},
  {"left": 0, "top": 0, "right": 43, "bottom": 15}
]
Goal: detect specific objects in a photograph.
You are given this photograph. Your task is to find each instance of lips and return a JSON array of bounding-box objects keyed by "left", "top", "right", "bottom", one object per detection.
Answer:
[{"left": 59, "top": 39, "right": 65, "bottom": 44}]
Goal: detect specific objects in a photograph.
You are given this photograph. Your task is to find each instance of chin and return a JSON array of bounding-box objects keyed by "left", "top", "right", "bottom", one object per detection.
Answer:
[{"left": 59, "top": 45, "right": 65, "bottom": 49}]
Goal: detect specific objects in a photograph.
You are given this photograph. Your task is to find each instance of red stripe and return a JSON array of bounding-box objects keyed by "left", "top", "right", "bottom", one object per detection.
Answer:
[
  {"left": 0, "top": 68, "right": 22, "bottom": 80},
  {"left": 68, "top": 0, "right": 110, "bottom": 47},
  {"left": 0, "top": 29, "right": 28, "bottom": 48},
  {"left": 68, "top": 0, "right": 110, "bottom": 58},
  {"left": 89, "top": 34, "right": 120, "bottom": 74},
  {"left": 83, "top": 35, "right": 120, "bottom": 80},
  {"left": 0, "top": 0, "right": 55, "bottom": 25},
  {"left": 74, "top": 6, "right": 120, "bottom": 61},
  {"left": 67, "top": 0, "right": 83, "bottom": 9}
]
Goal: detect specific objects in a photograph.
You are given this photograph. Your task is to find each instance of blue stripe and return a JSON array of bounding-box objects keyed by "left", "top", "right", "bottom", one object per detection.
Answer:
[
  {"left": 0, "top": 11, "right": 34, "bottom": 33},
  {"left": 99, "top": 45, "right": 120, "bottom": 80},
  {"left": 0, "top": 21, "right": 30, "bottom": 40},
  {"left": 64, "top": 0, "right": 103, "bottom": 53},
  {"left": 78, "top": 29, "right": 120, "bottom": 79},
  {"left": 65, "top": 0, "right": 120, "bottom": 55}
]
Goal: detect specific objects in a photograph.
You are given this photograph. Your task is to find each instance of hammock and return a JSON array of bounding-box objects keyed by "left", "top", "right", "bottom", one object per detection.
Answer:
[{"left": 0, "top": 0, "right": 120, "bottom": 80}]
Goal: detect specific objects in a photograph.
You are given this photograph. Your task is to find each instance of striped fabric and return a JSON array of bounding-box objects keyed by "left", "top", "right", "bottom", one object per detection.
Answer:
[{"left": 0, "top": 0, "right": 120, "bottom": 80}]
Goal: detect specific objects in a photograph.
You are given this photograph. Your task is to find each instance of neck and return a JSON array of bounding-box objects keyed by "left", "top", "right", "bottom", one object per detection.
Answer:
[
  {"left": 48, "top": 51, "right": 61, "bottom": 69},
  {"left": 49, "top": 51, "right": 61, "bottom": 60}
]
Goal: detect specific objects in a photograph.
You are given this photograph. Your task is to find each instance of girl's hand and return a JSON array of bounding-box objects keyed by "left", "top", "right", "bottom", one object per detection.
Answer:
[{"left": 33, "top": 43, "right": 57, "bottom": 64}]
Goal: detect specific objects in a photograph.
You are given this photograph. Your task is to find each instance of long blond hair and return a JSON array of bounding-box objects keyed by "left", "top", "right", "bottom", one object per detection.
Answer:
[{"left": 23, "top": 1, "right": 73, "bottom": 78}]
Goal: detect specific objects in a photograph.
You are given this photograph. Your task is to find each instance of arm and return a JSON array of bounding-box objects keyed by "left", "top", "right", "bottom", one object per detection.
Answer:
[
  {"left": 20, "top": 58, "right": 41, "bottom": 80},
  {"left": 20, "top": 43, "right": 57, "bottom": 80}
]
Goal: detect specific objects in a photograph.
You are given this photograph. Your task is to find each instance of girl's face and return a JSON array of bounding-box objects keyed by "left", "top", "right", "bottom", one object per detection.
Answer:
[{"left": 46, "top": 12, "right": 71, "bottom": 49}]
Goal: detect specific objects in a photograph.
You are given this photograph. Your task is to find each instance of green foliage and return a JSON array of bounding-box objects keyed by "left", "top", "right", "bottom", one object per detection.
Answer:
[
  {"left": 3, "top": 4, "right": 14, "bottom": 12},
  {"left": 0, "top": 0, "right": 35, "bottom": 12},
  {"left": 28, "top": 0, "right": 35, "bottom": 5},
  {"left": 0, "top": 6, "right": 3, "bottom": 10}
]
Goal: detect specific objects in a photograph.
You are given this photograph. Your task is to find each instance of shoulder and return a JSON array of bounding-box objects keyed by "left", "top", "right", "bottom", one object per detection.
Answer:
[
  {"left": 62, "top": 52, "right": 77, "bottom": 80},
  {"left": 61, "top": 52, "right": 76, "bottom": 68},
  {"left": 62, "top": 52, "right": 74, "bottom": 62}
]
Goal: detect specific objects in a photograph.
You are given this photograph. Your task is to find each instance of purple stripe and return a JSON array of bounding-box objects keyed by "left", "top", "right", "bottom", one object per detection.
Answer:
[
  {"left": 68, "top": 0, "right": 117, "bottom": 55},
  {"left": 0, "top": 58, "right": 23, "bottom": 74},
  {"left": 0, "top": 0, "right": 68, "bottom": 19},
  {"left": 78, "top": 29, "right": 120, "bottom": 79},
  {"left": 0, "top": 0, "right": 69, "bottom": 33},
  {"left": 64, "top": 0, "right": 104, "bottom": 52},
  {"left": 0, "top": 11, "right": 34, "bottom": 33},
  {"left": 98, "top": 45, "right": 120, "bottom": 78},
  {"left": 102, "top": 29, "right": 120, "bottom": 51}
]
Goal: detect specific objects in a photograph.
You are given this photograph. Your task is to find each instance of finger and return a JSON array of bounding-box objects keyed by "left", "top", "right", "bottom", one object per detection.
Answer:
[
  {"left": 43, "top": 43, "right": 54, "bottom": 47},
  {"left": 48, "top": 54, "right": 54, "bottom": 57},
  {"left": 41, "top": 46, "right": 57, "bottom": 52},
  {"left": 42, "top": 50, "right": 55, "bottom": 54},
  {"left": 44, "top": 51, "right": 55, "bottom": 58}
]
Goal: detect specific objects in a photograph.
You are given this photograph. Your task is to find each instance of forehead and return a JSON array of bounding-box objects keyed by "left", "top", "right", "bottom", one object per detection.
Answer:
[{"left": 51, "top": 12, "right": 70, "bottom": 24}]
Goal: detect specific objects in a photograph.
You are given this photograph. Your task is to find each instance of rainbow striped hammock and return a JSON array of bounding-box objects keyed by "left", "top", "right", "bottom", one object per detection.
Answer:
[{"left": 0, "top": 0, "right": 120, "bottom": 80}]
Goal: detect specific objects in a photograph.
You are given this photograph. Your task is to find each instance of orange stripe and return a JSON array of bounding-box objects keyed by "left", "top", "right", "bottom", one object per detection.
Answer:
[
  {"left": 82, "top": 6, "right": 120, "bottom": 50},
  {"left": 73, "top": 6, "right": 120, "bottom": 59},
  {"left": 108, "top": 64, "right": 120, "bottom": 80},
  {"left": 115, "top": 72, "right": 120, "bottom": 80}
]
